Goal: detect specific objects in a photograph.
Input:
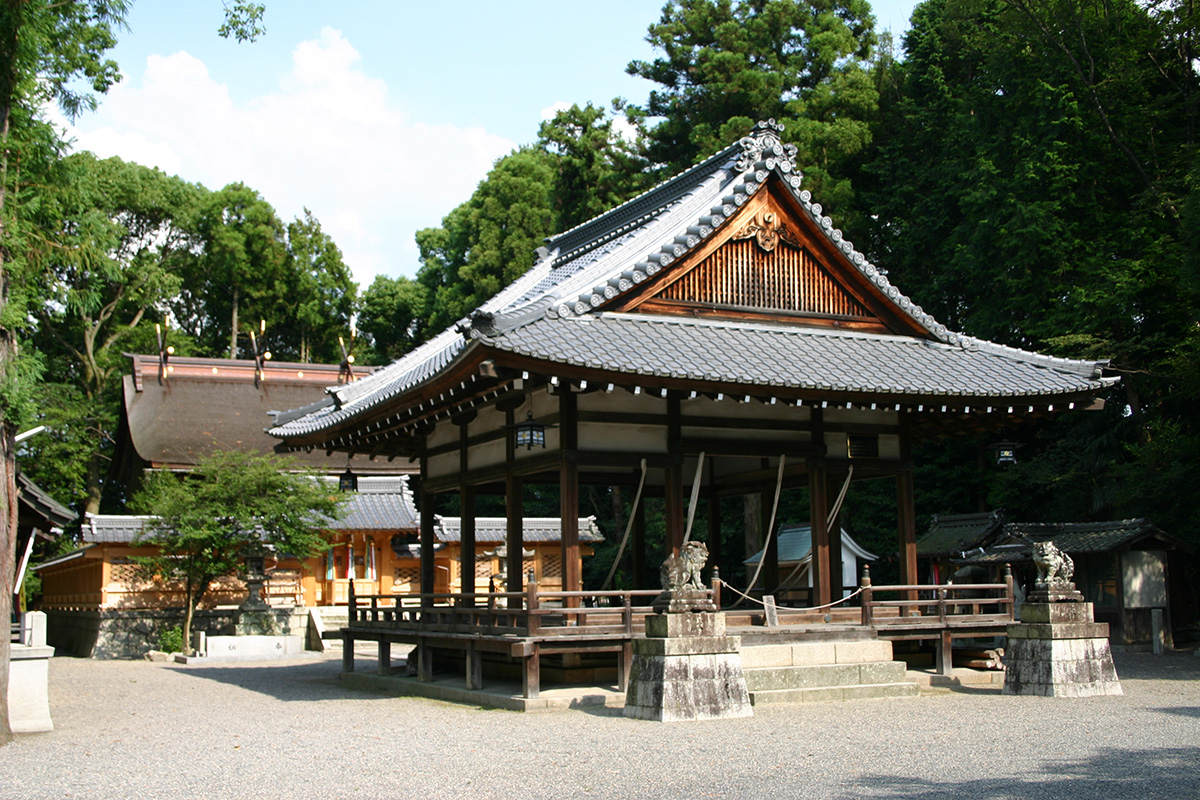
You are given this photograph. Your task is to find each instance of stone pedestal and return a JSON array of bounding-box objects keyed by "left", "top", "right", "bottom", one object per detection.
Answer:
[
  {"left": 1004, "top": 588, "right": 1122, "bottom": 697},
  {"left": 624, "top": 593, "right": 752, "bottom": 722}
]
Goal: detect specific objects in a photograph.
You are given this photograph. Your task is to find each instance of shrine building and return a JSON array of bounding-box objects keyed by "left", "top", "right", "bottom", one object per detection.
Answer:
[{"left": 268, "top": 119, "right": 1115, "bottom": 607}]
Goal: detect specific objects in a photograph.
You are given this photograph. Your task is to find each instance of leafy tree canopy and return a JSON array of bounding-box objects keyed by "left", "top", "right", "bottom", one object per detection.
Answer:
[{"left": 130, "top": 450, "right": 346, "bottom": 654}]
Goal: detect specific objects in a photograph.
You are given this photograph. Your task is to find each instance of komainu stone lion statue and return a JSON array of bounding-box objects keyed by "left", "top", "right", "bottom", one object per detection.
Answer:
[
  {"left": 661, "top": 541, "right": 709, "bottom": 591},
  {"left": 1032, "top": 540, "right": 1074, "bottom": 586}
]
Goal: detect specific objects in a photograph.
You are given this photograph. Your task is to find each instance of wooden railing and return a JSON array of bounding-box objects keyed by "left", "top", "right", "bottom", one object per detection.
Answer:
[
  {"left": 860, "top": 565, "right": 1016, "bottom": 629},
  {"left": 346, "top": 581, "right": 672, "bottom": 639}
]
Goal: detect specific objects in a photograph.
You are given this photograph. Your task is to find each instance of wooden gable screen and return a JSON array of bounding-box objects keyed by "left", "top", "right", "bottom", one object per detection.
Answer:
[
  {"left": 614, "top": 186, "right": 888, "bottom": 331},
  {"left": 657, "top": 223, "right": 873, "bottom": 319}
]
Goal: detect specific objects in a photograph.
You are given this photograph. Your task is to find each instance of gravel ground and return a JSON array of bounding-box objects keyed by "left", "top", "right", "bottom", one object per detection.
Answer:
[{"left": 2, "top": 649, "right": 1197, "bottom": 799}]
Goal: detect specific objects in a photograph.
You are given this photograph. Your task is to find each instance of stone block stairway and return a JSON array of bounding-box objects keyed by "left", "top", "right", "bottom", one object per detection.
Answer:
[{"left": 738, "top": 629, "right": 919, "bottom": 705}]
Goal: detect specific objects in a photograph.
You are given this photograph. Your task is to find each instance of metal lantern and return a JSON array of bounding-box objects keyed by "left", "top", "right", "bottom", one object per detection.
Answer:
[
  {"left": 338, "top": 467, "right": 358, "bottom": 492},
  {"left": 514, "top": 411, "right": 547, "bottom": 450},
  {"left": 991, "top": 442, "right": 1021, "bottom": 465}
]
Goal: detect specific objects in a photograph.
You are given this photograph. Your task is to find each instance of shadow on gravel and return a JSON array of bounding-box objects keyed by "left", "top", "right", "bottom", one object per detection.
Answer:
[
  {"left": 848, "top": 746, "right": 1200, "bottom": 800},
  {"left": 1112, "top": 651, "right": 1200, "bottom": 682},
  {"left": 163, "top": 659, "right": 361, "bottom": 702}
]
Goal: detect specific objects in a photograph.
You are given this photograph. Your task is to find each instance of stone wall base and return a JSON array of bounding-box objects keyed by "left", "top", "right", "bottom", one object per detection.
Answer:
[{"left": 44, "top": 607, "right": 307, "bottom": 659}]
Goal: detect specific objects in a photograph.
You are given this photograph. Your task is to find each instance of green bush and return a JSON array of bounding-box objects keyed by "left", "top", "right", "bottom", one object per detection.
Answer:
[{"left": 158, "top": 626, "right": 183, "bottom": 654}]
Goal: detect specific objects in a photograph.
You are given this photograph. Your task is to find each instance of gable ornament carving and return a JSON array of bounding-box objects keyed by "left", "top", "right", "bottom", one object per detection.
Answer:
[{"left": 732, "top": 211, "right": 800, "bottom": 253}]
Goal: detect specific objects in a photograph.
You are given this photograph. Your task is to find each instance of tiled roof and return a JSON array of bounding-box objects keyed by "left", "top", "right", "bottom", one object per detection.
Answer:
[
  {"left": 951, "top": 518, "right": 1189, "bottom": 564},
  {"left": 917, "top": 511, "right": 1006, "bottom": 558},
  {"left": 435, "top": 516, "right": 604, "bottom": 544},
  {"left": 269, "top": 121, "right": 1112, "bottom": 441},
  {"left": 484, "top": 313, "right": 1104, "bottom": 397},
  {"left": 18, "top": 473, "right": 75, "bottom": 529},
  {"left": 84, "top": 514, "right": 153, "bottom": 544}
]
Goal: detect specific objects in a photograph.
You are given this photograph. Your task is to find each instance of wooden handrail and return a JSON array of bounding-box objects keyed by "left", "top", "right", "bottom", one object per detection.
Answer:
[{"left": 860, "top": 574, "right": 1015, "bottom": 628}]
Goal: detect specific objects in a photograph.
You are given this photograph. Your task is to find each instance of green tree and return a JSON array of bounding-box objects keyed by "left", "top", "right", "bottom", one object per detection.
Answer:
[
  {"left": 31, "top": 154, "right": 200, "bottom": 513},
  {"left": 416, "top": 147, "right": 557, "bottom": 333},
  {"left": 276, "top": 208, "right": 356, "bottom": 363},
  {"left": 627, "top": 0, "right": 878, "bottom": 209},
  {"left": 0, "top": 0, "right": 128, "bottom": 747},
  {"left": 536, "top": 103, "right": 648, "bottom": 231},
  {"left": 129, "top": 450, "right": 345, "bottom": 656},
  {"left": 862, "top": 0, "right": 1200, "bottom": 540},
  {"left": 173, "top": 182, "right": 287, "bottom": 358},
  {"left": 357, "top": 274, "right": 427, "bottom": 364}
]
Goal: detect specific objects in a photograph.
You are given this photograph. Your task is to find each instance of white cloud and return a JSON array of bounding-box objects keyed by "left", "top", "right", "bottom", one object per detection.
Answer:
[
  {"left": 61, "top": 27, "right": 515, "bottom": 286},
  {"left": 540, "top": 101, "right": 572, "bottom": 121}
]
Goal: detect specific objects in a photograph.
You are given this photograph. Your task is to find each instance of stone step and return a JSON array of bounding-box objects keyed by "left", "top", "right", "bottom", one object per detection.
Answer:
[
  {"left": 744, "top": 659, "right": 909, "bottom": 692},
  {"left": 906, "top": 668, "right": 1006, "bottom": 687},
  {"left": 750, "top": 681, "right": 919, "bottom": 705}
]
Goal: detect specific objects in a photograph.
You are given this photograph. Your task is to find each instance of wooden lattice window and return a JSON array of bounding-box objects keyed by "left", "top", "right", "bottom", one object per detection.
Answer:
[
  {"left": 475, "top": 559, "right": 494, "bottom": 580},
  {"left": 522, "top": 559, "right": 536, "bottom": 580},
  {"left": 542, "top": 553, "right": 562, "bottom": 580},
  {"left": 393, "top": 566, "right": 421, "bottom": 592}
]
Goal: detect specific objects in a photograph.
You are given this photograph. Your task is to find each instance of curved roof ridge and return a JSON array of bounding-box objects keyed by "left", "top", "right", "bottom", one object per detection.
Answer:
[{"left": 546, "top": 141, "right": 743, "bottom": 256}]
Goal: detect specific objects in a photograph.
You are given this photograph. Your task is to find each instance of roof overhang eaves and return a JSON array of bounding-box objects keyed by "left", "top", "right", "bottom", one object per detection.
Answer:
[{"left": 270, "top": 339, "right": 502, "bottom": 449}]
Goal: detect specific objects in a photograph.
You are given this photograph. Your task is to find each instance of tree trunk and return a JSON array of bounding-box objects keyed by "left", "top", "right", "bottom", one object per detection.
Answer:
[
  {"left": 0, "top": 18, "right": 16, "bottom": 743},
  {"left": 85, "top": 450, "right": 102, "bottom": 515},
  {"left": 229, "top": 285, "right": 239, "bottom": 359},
  {"left": 182, "top": 579, "right": 197, "bottom": 657},
  {"left": 0, "top": 421, "right": 15, "bottom": 746}
]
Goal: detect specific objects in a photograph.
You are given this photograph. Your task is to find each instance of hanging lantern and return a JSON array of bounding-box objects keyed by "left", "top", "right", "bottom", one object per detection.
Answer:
[
  {"left": 512, "top": 411, "right": 550, "bottom": 450},
  {"left": 339, "top": 467, "right": 358, "bottom": 492},
  {"left": 990, "top": 441, "right": 1021, "bottom": 465}
]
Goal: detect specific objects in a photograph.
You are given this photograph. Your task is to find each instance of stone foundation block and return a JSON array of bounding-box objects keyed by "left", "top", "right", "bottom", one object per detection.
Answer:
[
  {"left": 1003, "top": 604, "right": 1122, "bottom": 698},
  {"left": 740, "top": 644, "right": 792, "bottom": 669},
  {"left": 645, "top": 611, "right": 725, "bottom": 639},
  {"left": 791, "top": 642, "right": 836, "bottom": 666},
  {"left": 835, "top": 639, "right": 892, "bottom": 664}
]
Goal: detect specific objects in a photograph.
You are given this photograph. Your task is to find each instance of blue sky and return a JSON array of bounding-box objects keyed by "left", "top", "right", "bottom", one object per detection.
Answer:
[{"left": 63, "top": 1, "right": 919, "bottom": 287}]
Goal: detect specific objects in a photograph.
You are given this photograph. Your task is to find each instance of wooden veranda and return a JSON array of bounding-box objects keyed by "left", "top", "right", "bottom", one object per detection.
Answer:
[{"left": 341, "top": 566, "right": 1016, "bottom": 697}]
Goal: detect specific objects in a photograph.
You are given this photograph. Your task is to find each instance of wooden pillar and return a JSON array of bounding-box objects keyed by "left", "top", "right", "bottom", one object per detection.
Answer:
[
  {"left": 458, "top": 416, "right": 476, "bottom": 604},
  {"left": 809, "top": 460, "right": 832, "bottom": 608},
  {"left": 897, "top": 469, "right": 918, "bottom": 589},
  {"left": 559, "top": 390, "right": 581, "bottom": 597},
  {"left": 898, "top": 417, "right": 918, "bottom": 603},
  {"left": 419, "top": 459, "right": 436, "bottom": 610},
  {"left": 665, "top": 460, "right": 685, "bottom": 557},
  {"left": 664, "top": 393, "right": 684, "bottom": 556},
  {"left": 631, "top": 495, "right": 648, "bottom": 589},
  {"left": 503, "top": 405, "right": 525, "bottom": 608},
  {"left": 706, "top": 489, "right": 722, "bottom": 579}
]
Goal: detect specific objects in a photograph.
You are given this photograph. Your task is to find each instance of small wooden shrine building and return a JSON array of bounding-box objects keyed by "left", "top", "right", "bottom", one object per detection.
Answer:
[{"left": 268, "top": 120, "right": 1115, "bottom": 606}]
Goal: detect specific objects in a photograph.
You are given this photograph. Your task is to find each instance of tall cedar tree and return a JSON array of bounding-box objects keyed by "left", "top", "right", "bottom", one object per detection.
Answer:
[{"left": 628, "top": 0, "right": 878, "bottom": 215}]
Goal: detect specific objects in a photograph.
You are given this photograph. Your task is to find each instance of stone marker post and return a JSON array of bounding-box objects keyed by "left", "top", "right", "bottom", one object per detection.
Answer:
[
  {"left": 623, "top": 542, "right": 753, "bottom": 721},
  {"left": 1004, "top": 542, "right": 1122, "bottom": 697}
]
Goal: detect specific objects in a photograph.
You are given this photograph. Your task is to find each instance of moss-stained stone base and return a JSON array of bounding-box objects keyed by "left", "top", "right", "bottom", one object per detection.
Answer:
[
  {"left": 623, "top": 610, "right": 753, "bottom": 722},
  {"left": 1003, "top": 601, "right": 1123, "bottom": 697}
]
